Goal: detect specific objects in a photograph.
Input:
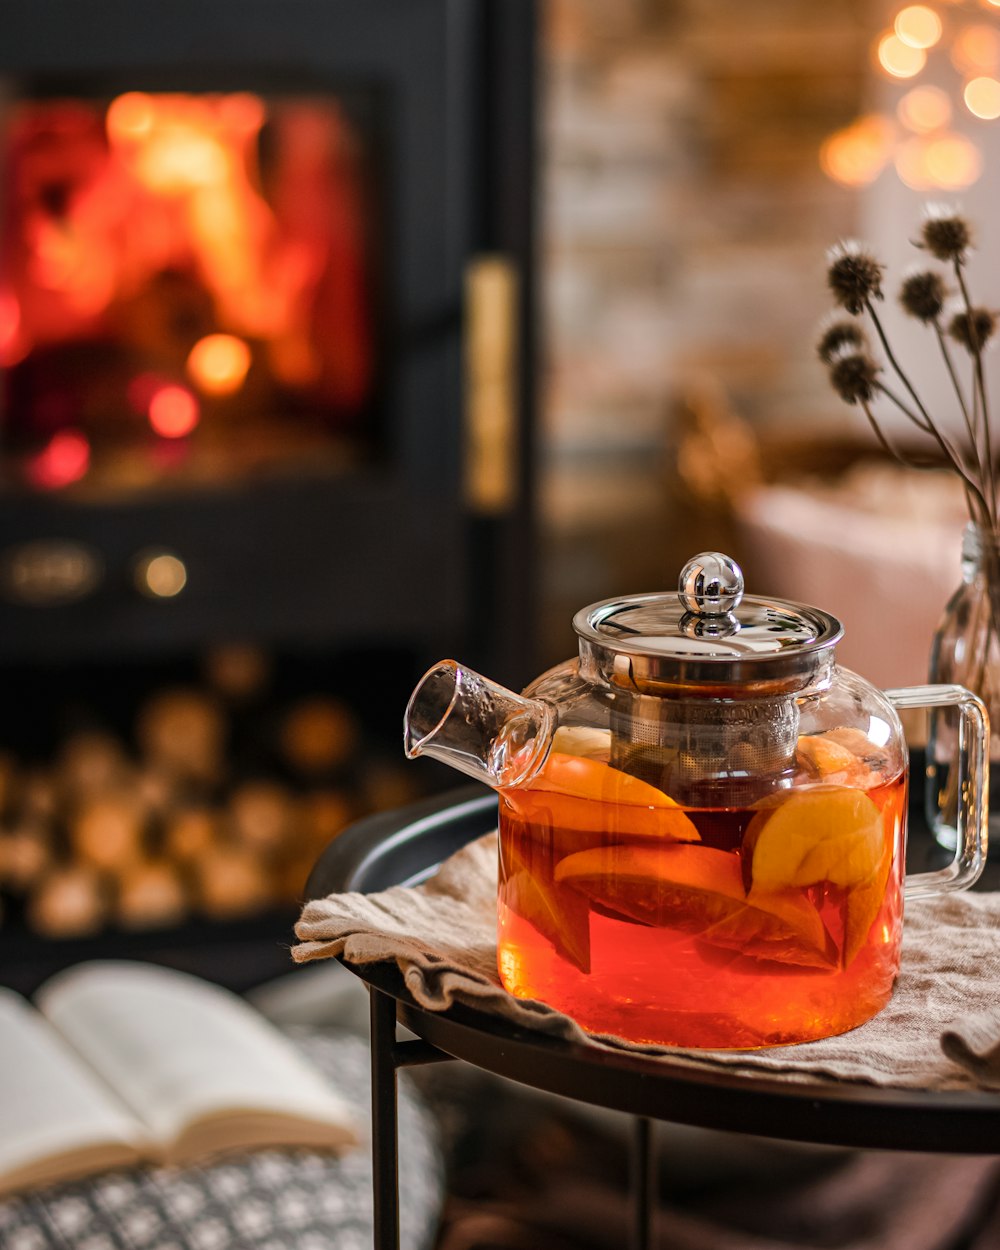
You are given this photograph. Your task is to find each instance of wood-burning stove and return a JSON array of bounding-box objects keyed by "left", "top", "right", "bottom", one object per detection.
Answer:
[
  {"left": 0, "top": 0, "right": 537, "bottom": 992},
  {"left": 0, "top": 0, "right": 536, "bottom": 670}
]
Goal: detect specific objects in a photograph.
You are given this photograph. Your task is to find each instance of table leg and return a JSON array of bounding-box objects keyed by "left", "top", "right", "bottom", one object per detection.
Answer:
[
  {"left": 368, "top": 991, "right": 455, "bottom": 1250},
  {"left": 370, "top": 987, "right": 401, "bottom": 1250},
  {"left": 630, "top": 1115, "right": 656, "bottom": 1250}
]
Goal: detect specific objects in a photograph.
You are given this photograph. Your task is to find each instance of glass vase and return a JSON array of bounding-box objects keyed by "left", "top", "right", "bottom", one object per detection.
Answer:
[{"left": 926, "top": 521, "right": 1000, "bottom": 850}]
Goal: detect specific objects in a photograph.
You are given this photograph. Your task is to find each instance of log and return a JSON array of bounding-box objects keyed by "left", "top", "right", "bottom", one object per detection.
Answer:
[
  {"left": 28, "top": 864, "right": 108, "bottom": 938},
  {"left": 115, "top": 858, "right": 188, "bottom": 930}
]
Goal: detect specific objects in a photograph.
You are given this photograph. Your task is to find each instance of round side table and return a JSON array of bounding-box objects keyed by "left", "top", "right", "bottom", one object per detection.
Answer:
[{"left": 305, "top": 786, "right": 1000, "bottom": 1250}]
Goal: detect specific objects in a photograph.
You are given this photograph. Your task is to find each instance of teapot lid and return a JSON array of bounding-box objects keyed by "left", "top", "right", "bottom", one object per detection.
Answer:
[{"left": 573, "top": 552, "right": 843, "bottom": 695}]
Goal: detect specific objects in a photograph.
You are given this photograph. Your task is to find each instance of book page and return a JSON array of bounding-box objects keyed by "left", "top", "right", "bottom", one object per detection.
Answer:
[
  {"left": 0, "top": 988, "right": 150, "bottom": 1195},
  {"left": 36, "top": 962, "right": 357, "bottom": 1161}
]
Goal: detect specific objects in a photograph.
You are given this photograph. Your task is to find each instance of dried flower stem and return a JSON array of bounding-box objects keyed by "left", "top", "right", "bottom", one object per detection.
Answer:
[
  {"left": 863, "top": 298, "right": 934, "bottom": 432},
  {"left": 953, "top": 261, "right": 996, "bottom": 529},
  {"left": 822, "top": 210, "right": 999, "bottom": 540},
  {"left": 933, "top": 324, "right": 974, "bottom": 442},
  {"left": 862, "top": 311, "right": 992, "bottom": 526},
  {"left": 823, "top": 211, "right": 1000, "bottom": 833}
]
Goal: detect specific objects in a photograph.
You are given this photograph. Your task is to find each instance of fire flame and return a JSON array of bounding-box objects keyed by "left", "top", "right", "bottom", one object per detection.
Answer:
[{"left": 2, "top": 88, "right": 373, "bottom": 487}]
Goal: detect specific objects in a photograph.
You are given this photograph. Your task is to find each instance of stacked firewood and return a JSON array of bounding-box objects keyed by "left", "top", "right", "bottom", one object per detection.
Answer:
[{"left": 0, "top": 685, "right": 421, "bottom": 939}]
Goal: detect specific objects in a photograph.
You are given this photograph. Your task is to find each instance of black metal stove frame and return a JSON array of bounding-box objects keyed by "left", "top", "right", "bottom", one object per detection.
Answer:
[{"left": 0, "top": 0, "right": 538, "bottom": 683}]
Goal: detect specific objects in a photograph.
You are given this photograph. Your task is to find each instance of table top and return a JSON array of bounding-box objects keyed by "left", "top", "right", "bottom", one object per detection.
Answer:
[{"left": 306, "top": 778, "right": 1000, "bottom": 1155}]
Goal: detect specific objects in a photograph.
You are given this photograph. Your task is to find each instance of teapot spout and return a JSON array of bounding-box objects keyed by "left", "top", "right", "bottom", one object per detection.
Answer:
[{"left": 404, "top": 660, "right": 555, "bottom": 790}]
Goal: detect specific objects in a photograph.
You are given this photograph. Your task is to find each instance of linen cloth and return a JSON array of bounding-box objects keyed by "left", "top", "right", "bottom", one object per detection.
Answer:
[{"left": 294, "top": 832, "right": 1000, "bottom": 1093}]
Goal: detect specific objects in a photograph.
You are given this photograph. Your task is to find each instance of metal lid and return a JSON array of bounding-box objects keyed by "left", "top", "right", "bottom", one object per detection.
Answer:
[{"left": 573, "top": 552, "right": 843, "bottom": 695}]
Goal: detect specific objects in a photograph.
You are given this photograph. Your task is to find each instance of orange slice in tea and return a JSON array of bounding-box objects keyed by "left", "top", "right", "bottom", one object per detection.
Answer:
[
  {"left": 554, "top": 844, "right": 833, "bottom": 969},
  {"left": 744, "top": 785, "right": 885, "bottom": 893},
  {"left": 504, "top": 753, "right": 700, "bottom": 842},
  {"left": 842, "top": 835, "right": 894, "bottom": 967},
  {"left": 795, "top": 735, "right": 867, "bottom": 786},
  {"left": 550, "top": 725, "right": 612, "bottom": 760},
  {"left": 502, "top": 867, "right": 591, "bottom": 973},
  {"left": 796, "top": 729, "right": 890, "bottom": 790}
]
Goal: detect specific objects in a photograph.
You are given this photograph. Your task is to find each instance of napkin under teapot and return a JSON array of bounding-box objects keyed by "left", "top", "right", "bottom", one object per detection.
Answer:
[{"left": 294, "top": 832, "right": 1000, "bottom": 1092}]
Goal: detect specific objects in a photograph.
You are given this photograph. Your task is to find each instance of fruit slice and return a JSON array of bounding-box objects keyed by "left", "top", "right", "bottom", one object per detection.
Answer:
[
  {"left": 796, "top": 728, "right": 891, "bottom": 790},
  {"left": 532, "top": 752, "right": 681, "bottom": 805},
  {"left": 744, "top": 785, "right": 885, "bottom": 893},
  {"left": 502, "top": 868, "right": 591, "bottom": 973},
  {"left": 500, "top": 830, "right": 591, "bottom": 971},
  {"left": 504, "top": 752, "right": 700, "bottom": 842},
  {"left": 825, "top": 726, "right": 891, "bottom": 770},
  {"left": 795, "top": 735, "right": 867, "bottom": 786},
  {"left": 554, "top": 844, "right": 833, "bottom": 969},
  {"left": 842, "top": 834, "right": 894, "bottom": 966},
  {"left": 550, "top": 725, "right": 612, "bottom": 760}
]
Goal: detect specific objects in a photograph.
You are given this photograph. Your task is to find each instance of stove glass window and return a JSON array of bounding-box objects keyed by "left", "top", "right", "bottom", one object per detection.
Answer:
[{"left": 0, "top": 90, "right": 381, "bottom": 495}]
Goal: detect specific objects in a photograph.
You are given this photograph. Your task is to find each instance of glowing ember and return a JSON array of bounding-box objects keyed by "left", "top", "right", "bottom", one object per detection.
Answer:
[
  {"left": 148, "top": 385, "right": 199, "bottom": 438},
  {"left": 186, "top": 333, "right": 252, "bottom": 396},
  {"left": 106, "top": 92, "right": 156, "bottom": 142},
  {"left": 26, "top": 430, "right": 91, "bottom": 490},
  {"left": 0, "top": 290, "right": 24, "bottom": 364}
]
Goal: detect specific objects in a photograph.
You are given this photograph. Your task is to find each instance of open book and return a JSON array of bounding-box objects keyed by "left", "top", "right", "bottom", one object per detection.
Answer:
[{"left": 0, "top": 961, "right": 358, "bottom": 1197}]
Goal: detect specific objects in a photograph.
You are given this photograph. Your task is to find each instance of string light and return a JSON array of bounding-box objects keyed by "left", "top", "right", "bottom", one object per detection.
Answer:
[
  {"left": 895, "top": 5, "right": 944, "bottom": 48},
  {"left": 824, "top": 1, "right": 1000, "bottom": 188},
  {"left": 820, "top": 116, "right": 894, "bottom": 185},
  {"left": 898, "top": 84, "right": 953, "bottom": 129},
  {"left": 878, "top": 33, "right": 927, "bottom": 77},
  {"left": 965, "top": 73, "right": 1000, "bottom": 113}
]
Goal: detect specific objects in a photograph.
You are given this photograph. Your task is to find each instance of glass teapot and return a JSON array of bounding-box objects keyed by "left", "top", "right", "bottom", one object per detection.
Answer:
[{"left": 404, "top": 553, "right": 989, "bottom": 1049}]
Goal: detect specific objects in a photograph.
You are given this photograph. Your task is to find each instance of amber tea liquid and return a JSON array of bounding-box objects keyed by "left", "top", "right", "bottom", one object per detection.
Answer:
[{"left": 497, "top": 769, "right": 905, "bottom": 1049}]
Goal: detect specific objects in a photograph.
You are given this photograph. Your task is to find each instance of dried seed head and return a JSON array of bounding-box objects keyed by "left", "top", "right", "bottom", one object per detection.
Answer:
[
  {"left": 899, "top": 269, "right": 947, "bottom": 322},
  {"left": 817, "top": 319, "right": 867, "bottom": 364},
  {"left": 826, "top": 241, "right": 884, "bottom": 314},
  {"left": 919, "top": 206, "right": 973, "bottom": 263},
  {"left": 947, "top": 307, "right": 997, "bottom": 353},
  {"left": 827, "top": 350, "right": 880, "bottom": 405}
]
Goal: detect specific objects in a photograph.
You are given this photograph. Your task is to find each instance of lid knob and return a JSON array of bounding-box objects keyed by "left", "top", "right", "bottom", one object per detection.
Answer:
[{"left": 679, "top": 552, "right": 744, "bottom": 616}]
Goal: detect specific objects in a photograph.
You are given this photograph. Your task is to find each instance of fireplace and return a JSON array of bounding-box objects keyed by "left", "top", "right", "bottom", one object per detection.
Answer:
[
  {"left": 3, "top": 88, "right": 380, "bottom": 490},
  {"left": 0, "top": 0, "right": 537, "bottom": 993}
]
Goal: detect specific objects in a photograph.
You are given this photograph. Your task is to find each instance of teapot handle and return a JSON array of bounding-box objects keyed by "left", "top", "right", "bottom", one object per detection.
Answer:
[{"left": 886, "top": 684, "right": 989, "bottom": 899}]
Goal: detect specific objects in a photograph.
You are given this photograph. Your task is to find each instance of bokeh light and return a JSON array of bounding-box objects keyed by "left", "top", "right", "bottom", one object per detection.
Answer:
[
  {"left": 148, "top": 385, "right": 200, "bottom": 438},
  {"left": 186, "top": 333, "right": 252, "bottom": 396},
  {"left": 0, "top": 291, "right": 26, "bottom": 366},
  {"left": 135, "top": 552, "right": 188, "bottom": 599},
  {"left": 820, "top": 116, "right": 894, "bottom": 185},
  {"left": 26, "top": 430, "right": 91, "bottom": 490},
  {"left": 952, "top": 24, "right": 1000, "bottom": 74},
  {"left": 878, "top": 32, "right": 928, "bottom": 76},
  {"left": 898, "top": 84, "right": 953, "bottom": 131},
  {"left": 964, "top": 74, "right": 1000, "bottom": 116},
  {"left": 106, "top": 92, "right": 156, "bottom": 144},
  {"left": 896, "top": 131, "right": 982, "bottom": 188},
  {"left": 925, "top": 131, "right": 982, "bottom": 185},
  {"left": 895, "top": 5, "right": 943, "bottom": 48}
]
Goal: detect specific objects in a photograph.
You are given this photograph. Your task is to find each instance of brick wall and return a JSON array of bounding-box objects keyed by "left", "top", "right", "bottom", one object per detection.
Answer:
[{"left": 538, "top": 0, "right": 878, "bottom": 660}]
